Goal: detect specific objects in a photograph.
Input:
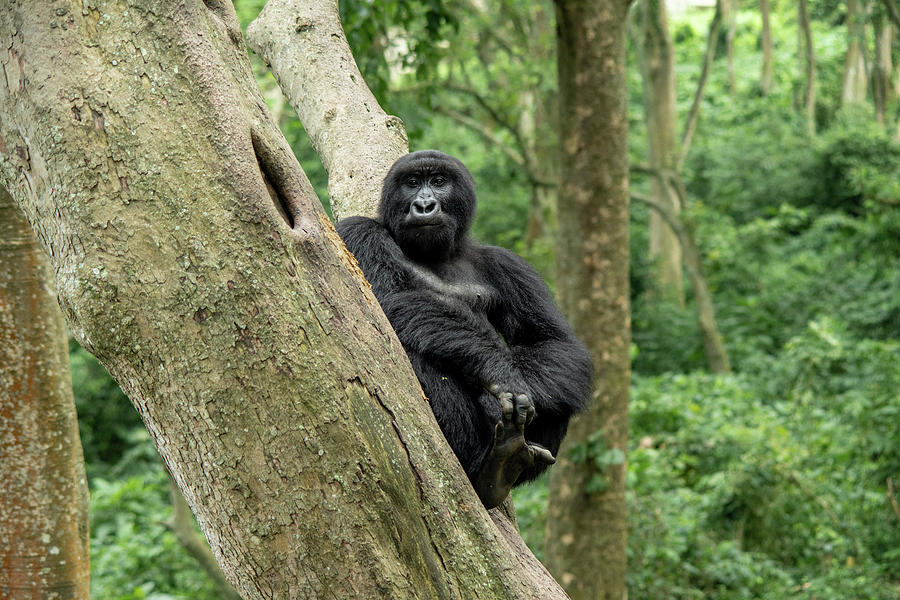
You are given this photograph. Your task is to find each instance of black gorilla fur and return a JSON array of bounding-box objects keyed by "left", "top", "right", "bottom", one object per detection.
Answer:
[{"left": 337, "top": 150, "right": 592, "bottom": 508}]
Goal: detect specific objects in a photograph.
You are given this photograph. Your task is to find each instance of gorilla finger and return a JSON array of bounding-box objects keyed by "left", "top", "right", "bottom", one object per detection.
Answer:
[
  {"left": 500, "top": 393, "right": 515, "bottom": 419},
  {"left": 514, "top": 394, "right": 531, "bottom": 427},
  {"left": 530, "top": 444, "right": 556, "bottom": 465},
  {"left": 524, "top": 401, "right": 536, "bottom": 426}
]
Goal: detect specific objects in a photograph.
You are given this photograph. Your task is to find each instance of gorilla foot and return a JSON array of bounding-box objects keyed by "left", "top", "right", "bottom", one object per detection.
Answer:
[{"left": 472, "top": 391, "right": 555, "bottom": 509}]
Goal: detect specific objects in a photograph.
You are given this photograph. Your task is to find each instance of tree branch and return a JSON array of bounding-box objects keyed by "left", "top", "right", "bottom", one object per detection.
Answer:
[
  {"left": 678, "top": 0, "right": 723, "bottom": 170},
  {"left": 435, "top": 106, "right": 526, "bottom": 166},
  {"left": 888, "top": 478, "right": 900, "bottom": 524},
  {"left": 443, "top": 83, "right": 530, "bottom": 156},
  {"left": 632, "top": 188, "right": 731, "bottom": 372},
  {"left": 246, "top": 0, "right": 408, "bottom": 219},
  {"left": 883, "top": 0, "right": 900, "bottom": 30}
]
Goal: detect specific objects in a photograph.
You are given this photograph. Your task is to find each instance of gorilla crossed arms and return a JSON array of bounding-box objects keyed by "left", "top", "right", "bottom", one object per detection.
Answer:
[{"left": 337, "top": 150, "right": 592, "bottom": 509}]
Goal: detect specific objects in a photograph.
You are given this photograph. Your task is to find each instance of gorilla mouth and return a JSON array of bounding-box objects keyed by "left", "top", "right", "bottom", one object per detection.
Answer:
[{"left": 405, "top": 215, "right": 445, "bottom": 228}]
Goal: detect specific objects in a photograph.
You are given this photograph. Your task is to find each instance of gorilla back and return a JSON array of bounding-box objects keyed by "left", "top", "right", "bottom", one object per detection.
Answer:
[{"left": 337, "top": 150, "right": 592, "bottom": 509}]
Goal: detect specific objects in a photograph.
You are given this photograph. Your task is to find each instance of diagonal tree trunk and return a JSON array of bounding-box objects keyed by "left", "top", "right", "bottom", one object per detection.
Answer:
[
  {"left": 0, "top": 1, "right": 566, "bottom": 598},
  {"left": 546, "top": 0, "right": 632, "bottom": 598},
  {"left": 0, "top": 188, "right": 90, "bottom": 600},
  {"left": 679, "top": 0, "right": 723, "bottom": 169}
]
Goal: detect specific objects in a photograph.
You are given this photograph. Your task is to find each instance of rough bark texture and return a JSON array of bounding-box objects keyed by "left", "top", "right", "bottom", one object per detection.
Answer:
[
  {"left": 546, "top": 1, "right": 632, "bottom": 599},
  {"left": 163, "top": 472, "right": 242, "bottom": 600},
  {"left": 759, "top": 0, "right": 774, "bottom": 95},
  {"left": 798, "top": 0, "right": 817, "bottom": 136},
  {"left": 244, "top": 0, "right": 554, "bottom": 577},
  {"left": 0, "top": 2, "right": 565, "bottom": 598},
  {"left": 637, "top": 0, "right": 684, "bottom": 304},
  {"left": 0, "top": 188, "right": 90, "bottom": 600},
  {"left": 245, "top": 0, "right": 409, "bottom": 220},
  {"left": 842, "top": 0, "right": 869, "bottom": 105}
]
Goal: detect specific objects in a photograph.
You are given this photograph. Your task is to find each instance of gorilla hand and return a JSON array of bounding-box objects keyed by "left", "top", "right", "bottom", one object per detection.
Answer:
[
  {"left": 488, "top": 381, "right": 536, "bottom": 424},
  {"left": 472, "top": 390, "right": 555, "bottom": 509}
]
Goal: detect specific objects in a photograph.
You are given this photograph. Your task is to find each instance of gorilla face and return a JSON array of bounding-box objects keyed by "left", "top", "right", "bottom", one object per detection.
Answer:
[{"left": 379, "top": 150, "right": 477, "bottom": 263}]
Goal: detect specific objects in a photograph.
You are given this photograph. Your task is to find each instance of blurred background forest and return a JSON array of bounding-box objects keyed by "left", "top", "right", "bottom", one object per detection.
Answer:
[{"left": 73, "top": 0, "right": 900, "bottom": 598}]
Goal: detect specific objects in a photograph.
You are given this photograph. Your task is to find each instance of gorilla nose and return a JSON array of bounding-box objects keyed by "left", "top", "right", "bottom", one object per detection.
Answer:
[{"left": 411, "top": 197, "right": 438, "bottom": 217}]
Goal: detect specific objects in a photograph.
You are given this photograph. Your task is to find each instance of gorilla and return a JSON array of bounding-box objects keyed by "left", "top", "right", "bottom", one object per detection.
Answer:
[{"left": 336, "top": 150, "right": 592, "bottom": 508}]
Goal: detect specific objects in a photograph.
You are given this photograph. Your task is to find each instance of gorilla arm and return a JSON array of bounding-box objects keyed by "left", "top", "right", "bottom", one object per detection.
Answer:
[
  {"left": 337, "top": 216, "right": 523, "bottom": 392},
  {"left": 481, "top": 246, "right": 594, "bottom": 481}
]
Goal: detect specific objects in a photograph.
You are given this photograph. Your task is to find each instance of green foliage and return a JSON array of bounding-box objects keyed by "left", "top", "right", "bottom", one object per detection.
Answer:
[
  {"left": 69, "top": 340, "right": 150, "bottom": 478},
  {"left": 90, "top": 467, "right": 221, "bottom": 600},
  {"left": 568, "top": 430, "right": 626, "bottom": 494},
  {"left": 340, "top": 0, "right": 457, "bottom": 100}
]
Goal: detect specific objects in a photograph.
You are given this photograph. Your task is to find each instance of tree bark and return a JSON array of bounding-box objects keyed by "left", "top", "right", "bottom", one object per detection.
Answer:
[
  {"left": 162, "top": 472, "right": 242, "bottom": 600},
  {"left": 546, "top": 1, "right": 632, "bottom": 599},
  {"left": 0, "top": 2, "right": 565, "bottom": 598},
  {"left": 0, "top": 188, "right": 90, "bottom": 600},
  {"left": 637, "top": 0, "right": 684, "bottom": 304},
  {"left": 841, "top": 0, "right": 869, "bottom": 106},
  {"left": 760, "top": 0, "right": 774, "bottom": 95},
  {"left": 873, "top": 8, "right": 893, "bottom": 123},
  {"left": 798, "top": 0, "right": 817, "bottom": 135},
  {"left": 245, "top": 0, "right": 408, "bottom": 220}
]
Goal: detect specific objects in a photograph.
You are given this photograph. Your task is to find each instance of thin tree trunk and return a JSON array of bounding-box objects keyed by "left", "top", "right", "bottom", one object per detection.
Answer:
[
  {"left": 0, "top": 2, "right": 566, "bottom": 597},
  {"left": 679, "top": 0, "right": 724, "bottom": 170},
  {"left": 760, "top": 0, "right": 774, "bottom": 95},
  {"left": 798, "top": 0, "right": 817, "bottom": 135},
  {"left": 842, "top": 0, "right": 869, "bottom": 105},
  {"left": 547, "top": 1, "right": 632, "bottom": 599},
  {"left": 246, "top": 0, "right": 409, "bottom": 219},
  {"left": 884, "top": 0, "right": 900, "bottom": 29},
  {"left": 638, "top": 0, "right": 684, "bottom": 305},
  {"left": 724, "top": 0, "right": 738, "bottom": 95},
  {"left": 873, "top": 9, "right": 893, "bottom": 123},
  {"left": 0, "top": 188, "right": 90, "bottom": 600},
  {"left": 632, "top": 187, "right": 731, "bottom": 373}
]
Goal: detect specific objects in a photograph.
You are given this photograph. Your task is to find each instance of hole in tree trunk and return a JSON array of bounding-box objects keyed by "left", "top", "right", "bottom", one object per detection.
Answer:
[{"left": 251, "top": 129, "right": 294, "bottom": 229}]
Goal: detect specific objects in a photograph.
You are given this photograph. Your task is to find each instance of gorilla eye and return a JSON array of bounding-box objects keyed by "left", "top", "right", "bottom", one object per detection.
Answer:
[
  {"left": 405, "top": 176, "right": 420, "bottom": 188},
  {"left": 432, "top": 176, "right": 447, "bottom": 187}
]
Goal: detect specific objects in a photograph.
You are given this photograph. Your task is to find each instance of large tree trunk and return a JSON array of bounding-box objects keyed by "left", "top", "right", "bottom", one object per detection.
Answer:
[
  {"left": 0, "top": 2, "right": 565, "bottom": 598},
  {"left": 637, "top": 0, "right": 684, "bottom": 304},
  {"left": 0, "top": 188, "right": 90, "bottom": 600},
  {"left": 798, "top": 0, "right": 817, "bottom": 135},
  {"left": 760, "top": 0, "right": 774, "bottom": 95},
  {"left": 842, "top": 0, "right": 869, "bottom": 105},
  {"left": 546, "top": 1, "right": 632, "bottom": 599}
]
